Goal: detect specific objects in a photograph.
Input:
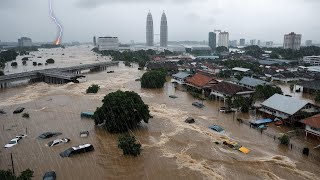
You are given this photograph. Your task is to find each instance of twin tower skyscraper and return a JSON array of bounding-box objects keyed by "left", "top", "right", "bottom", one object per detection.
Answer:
[{"left": 146, "top": 11, "right": 168, "bottom": 47}]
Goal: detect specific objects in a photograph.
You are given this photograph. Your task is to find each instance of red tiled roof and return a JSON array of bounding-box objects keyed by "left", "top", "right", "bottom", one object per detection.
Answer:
[
  {"left": 186, "top": 73, "right": 217, "bottom": 88},
  {"left": 301, "top": 114, "right": 320, "bottom": 128}
]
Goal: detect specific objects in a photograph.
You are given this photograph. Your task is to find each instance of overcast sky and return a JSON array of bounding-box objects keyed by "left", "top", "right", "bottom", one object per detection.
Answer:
[{"left": 0, "top": 0, "right": 319, "bottom": 44}]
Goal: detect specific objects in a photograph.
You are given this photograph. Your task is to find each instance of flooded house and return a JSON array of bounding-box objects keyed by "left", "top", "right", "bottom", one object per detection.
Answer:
[
  {"left": 259, "top": 94, "right": 320, "bottom": 125},
  {"left": 171, "top": 72, "right": 192, "bottom": 85},
  {"left": 238, "top": 76, "right": 271, "bottom": 90},
  {"left": 301, "top": 114, "right": 320, "bottom": 138},
  {"left": 185, "top": 73, "right": 218, "bottom": 93}
]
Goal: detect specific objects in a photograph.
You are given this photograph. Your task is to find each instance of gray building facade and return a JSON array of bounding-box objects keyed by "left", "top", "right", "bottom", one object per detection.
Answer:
[
  {"left": 146, "top": 12, "right": 154, "bottom": 46},
  {"left": 160, "top": 11, "right": 168, "bottom": 47},
  {"left": 208, "top": 32, "right": 216, "bottom": 50}
]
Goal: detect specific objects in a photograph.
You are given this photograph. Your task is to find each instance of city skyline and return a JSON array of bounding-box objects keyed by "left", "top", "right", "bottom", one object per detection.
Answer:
[{"left": 0, "top": 0, "right": 319, "bottom": 44}]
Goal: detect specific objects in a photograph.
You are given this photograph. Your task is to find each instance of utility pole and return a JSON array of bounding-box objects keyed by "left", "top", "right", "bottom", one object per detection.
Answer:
[{"left": 10, "top": 153, "right": 15, "bottom": 176}]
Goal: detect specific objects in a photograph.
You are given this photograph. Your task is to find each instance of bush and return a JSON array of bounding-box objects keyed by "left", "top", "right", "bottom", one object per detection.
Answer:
[
  {"left": 118, "top": 134, "right": 141, "bottom": 156},
  {"left": 22, "top": 113, "right": 30, "bottom": 118},
  {"left": 279, "top": 134, "right": 290, "bottom": 145},
  {"left": 22, "top": 60, "right": 27, "bottom": 66},
  {"left": 141, "top": 70, "right": 166, "bottom": 88},
  {"left": 11, "top": 62, "right": 18, "bottom": 67},
  {"left": 290, "top": 84, "right": 294, "bottom": 91},
  {"left": 0, "top": 70, "right": 4, "bottom": 76},
  {"left": 46, "top": 58, "right": 55, "bottom": 64},
  {"left": 86, "top": 84, "right": 100, "bottom": 93},
  {"left": 93, "top": 90, "right": 151, "bottom": 133},
  {"left": 32, "top": 62, "right": 37, "bottom": 66},
  {"left": 22, "top": 57, "right": 29, "bottom": 61}
]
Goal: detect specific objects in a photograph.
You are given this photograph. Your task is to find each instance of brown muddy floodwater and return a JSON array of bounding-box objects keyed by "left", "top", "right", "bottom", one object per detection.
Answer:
[{"left": 0, "top": 46, "right": 320, "bottom": 180}]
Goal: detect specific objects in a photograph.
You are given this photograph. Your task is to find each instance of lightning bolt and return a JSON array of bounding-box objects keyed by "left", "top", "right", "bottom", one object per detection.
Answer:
[{"left": 49, "top": 0, "right": 63, "bottom": 45}]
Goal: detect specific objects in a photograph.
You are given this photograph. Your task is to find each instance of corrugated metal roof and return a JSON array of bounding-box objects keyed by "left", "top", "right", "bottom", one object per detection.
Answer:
[
  {"left": 239, "top": 76, "right": 270, "bottom": 87},
  {"left": 232, "top": 67, "right": 250, "bottom": 72},
  {"left": 261, "top": 94, "right": 309, "bottom": 115},
  {"left": 172, "top": 72, "right": 191, "bottom": 79}
]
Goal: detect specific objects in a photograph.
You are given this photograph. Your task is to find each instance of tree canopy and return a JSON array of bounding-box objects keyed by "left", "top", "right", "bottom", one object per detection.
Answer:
[
  {"left": 141, "top": 70, "right": 166, "bottom": 88},
  {"left": 0, "top": 49, "right": 19, "bottom": 68},
  {"left": 93, "top": 90, "right": 151, "bottom": 133},
  {"left": 0, "top": 169, "right": 33, "bottom": 180},
  {"left": 46, "top": 58, "right": 55, "bottom": 64},
  {"left": 0, "top": 70, "right": 4, "bottom": 76},
  {"left": 86, "top": 84, "right": 100, "bottom": 94},
  {"left": 118, "top": 134, "right": 141, "bottom": 156},
  {"left": 254, "top": 85, "right": 283, "bottom": 100},
  {"left": 216, "top": 46, "right": 229, "bottom": 54}
]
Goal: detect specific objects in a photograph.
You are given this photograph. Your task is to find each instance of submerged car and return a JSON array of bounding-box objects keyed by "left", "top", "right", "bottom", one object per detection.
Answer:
[
  {"left": 13, "top": 107, "right": 25, "bottom": 114},
  {"left": 39, "top": 132, "right": 62, "bottom": 139},
  {"left": 47, "top": 138, "right": 70, "bottom": 147},
  {"left": 43, "top": 171, "right": 56, "bottom": 180},
  {"left": 192, "top": 102, "right": 204, "bottom": 108},
  {"left": 219, "top": 107, "right": 233, "bottom": 113},
  {"left": 4, "top": 134, "right": 27, "bottom": 148},
  {"left": 60, "top": 144, "right": 94, "bottom": 157},
  {"left": 209, "top": 125, "right": 225, "bottom": 133}
]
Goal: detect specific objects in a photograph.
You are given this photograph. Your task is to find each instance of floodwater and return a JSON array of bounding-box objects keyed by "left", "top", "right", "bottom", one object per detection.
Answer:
[{"left": 0, "top": 46, "right": 320, "bottom": 180}]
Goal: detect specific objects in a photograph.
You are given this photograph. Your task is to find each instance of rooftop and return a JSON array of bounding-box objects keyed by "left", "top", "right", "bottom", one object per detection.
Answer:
[
  {"left": 172, "top": 72, "right": 191, "bottom": 79},
  {"left": 301, "top": 114, "right": 320, "bottom": 128},
  {"left": 208, "top": 81, "right": 253, "bottom": 96},
  {"left": 239, "top": 76, "right": 271, "bottom": 88},
  {"left": 261, "top": 94, "right": 310, "bottom": 115},
  {"left": 186, "top": 73, "right": 217, "bottom": 88},
  {"left": 232, "top": 67, "right": 250, "bottom": 72}
]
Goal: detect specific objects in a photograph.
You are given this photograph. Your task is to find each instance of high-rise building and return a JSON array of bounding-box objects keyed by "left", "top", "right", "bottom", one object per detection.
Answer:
[
  {"left": 218, "top": 31, "right": 229, "bottom": 47},
  {"left": 18, "top": 37, "right": 32, "bottom": 47},
  {"left": 250, "top": 39, "right": 256, "bottom": 46},
  {"left": 93, "top": 36, "right": 96, "bottom": 46},
  {"left": 239, "top": 39, "right": 245, "bottom": 46},
  {"left": 283, "top": 32, "right": 302, "bottom": 50},
  {"left": 146, "top": 11, "right": 154, "bottom": 46},
  {"left": 306, "top": 40, "right": 313, "bottom": 47},
  {"left": 266, "top": 41, "right": 273, "bottom": 48},
  {"left": 160, "top": 11, "right": 168, "bottom": 47},
  {"left": 257, "top": 40, "right": 261, "bottom": 46},
  {"left": 97, "top": 37, "right": 119, "bottom": 51},
  {"left": 208, "top": 32, "right": 216, "bottom": 50}
]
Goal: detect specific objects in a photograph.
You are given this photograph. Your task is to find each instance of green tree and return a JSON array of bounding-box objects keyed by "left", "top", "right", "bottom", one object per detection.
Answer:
[
  {"left": 22, "top": 60, "right": 27, "bottom": 66},
  {"left": 254, "top": 85, "right": 283, "bottom": 100},
  {"left": 93, "top": 90, "right": 151, "bottom": 133},
  {"left": 0, "top": 70, "right": 4, "bottom": 76},
  {"left": 86, "top": 84, "right": 100, "bottom": 94},
  {"left": 290, "top": 84, "right": 294, "bottom": 91},
  {"left": 232, "top": 96, "right": 252, "bottom": 113},
  {"left": 118, "top": 134, "right": 141, "bottom": 156},
  {"left": 216, "top": 46, "right": 229, "bottom": 54},
  {"left": 11, "top": 62, "right": 18, "bottom": 67},
  {"left": 279, "top": 134, "right": 290, "bottom": 145},
  {"left": 141, "top": 70, "right": 166, "bottom": 88}
]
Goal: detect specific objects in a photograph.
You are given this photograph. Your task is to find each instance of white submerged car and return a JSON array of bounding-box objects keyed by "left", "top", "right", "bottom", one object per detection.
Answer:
[
  {"left": 47, "top": 138, "right": 71, "bottom": 147},
  {"left": 4, "top": 134, "right": 27, "bottom": 148}
]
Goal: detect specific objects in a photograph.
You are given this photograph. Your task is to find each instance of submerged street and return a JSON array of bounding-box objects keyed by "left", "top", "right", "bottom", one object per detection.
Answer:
[{"left": 0, "top": 46, "right": 319, "bottom": 179}]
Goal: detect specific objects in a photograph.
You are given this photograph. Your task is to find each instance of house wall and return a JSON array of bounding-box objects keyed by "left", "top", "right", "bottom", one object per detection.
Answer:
[
  {"left": 260, "top": 106, "right": 290, "bottom": 119},
  {"left": 305, "top": 125, "right": 320, "bottom": 137},
  {"left": 272, "top": 77, "right": 299, "bottom": 83}
]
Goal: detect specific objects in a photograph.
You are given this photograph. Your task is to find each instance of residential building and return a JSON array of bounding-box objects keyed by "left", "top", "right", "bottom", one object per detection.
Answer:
[
  {"left": 303, "top": 56, "right": 320, "bottom": 66},
  {"left": 283, "top": 32, "right": 302, "bottom": 50},
  {"left": 232, "top": 67, "right": 251, "bottom": 73},
  {"left": 97, "top": 37, "right": 119, "bottom": 51},
  {"left": 257, "top": 40, "right": 261, "bottom": 46},
  {"left": 250, "top": 39, "right": 256, "bottom": 46},
  {"left": 272, "top": 71, "right": 299, "bottom": 83},
  {"left": 218, "top": 32, "right": 229, "bottom": 47},
  {"left": 305, "top": 40, "right": 312, "bottom": 47},
  {"left": 238, "top": 76, "right": 271, "bottom": 90},
  {"left": 299, "top": 80, "right": 320, "bottom": 94},
  {"left": 18, "top": 37, "right": 32, "bottom": 47},
  {"left": 186, "top": 73, "right": 218, "bottom": 90},
  {"left": 171, "top": 72, "right": 192, "bottom": 84},
  {"left": 146, "top": 11, "right": 154, "bottom": 46},
  {"left": 266, "top": 41, "right": 273, "bottom": 48},
  {"left": 301, "top": 114, "right": 320, "bottom": 137},
  {"left": 208, "top": 32, "right": 216, "bottom": 50},
  {"left": 239, "top": 39, "right": 245, "bottom": 46},
  {"left": 260, "top": 94, "right": 319, "bottom": 124},
  {"left": 207, "top": 81, "right": 254, "bottom": 102},
  {"left": 160, "top": 11, "right": 168, "bottom": 47}
]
